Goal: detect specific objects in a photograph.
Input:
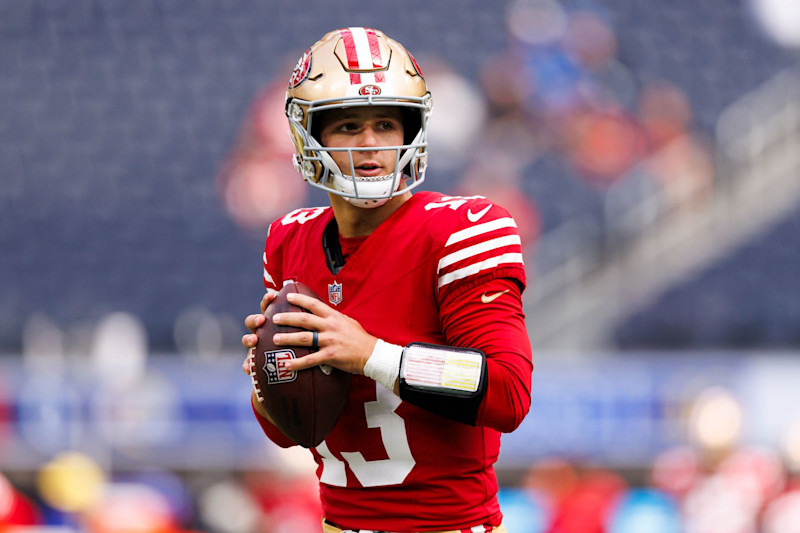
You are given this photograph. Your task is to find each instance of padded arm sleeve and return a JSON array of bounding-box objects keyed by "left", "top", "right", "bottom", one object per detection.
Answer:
[{"left": 398, "top": 343, "right": 488, "bottom": 425}]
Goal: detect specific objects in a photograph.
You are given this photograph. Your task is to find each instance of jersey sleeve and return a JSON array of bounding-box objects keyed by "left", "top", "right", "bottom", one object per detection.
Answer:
[
  {"left": 254, "top": 208, "right": 329, "bottom": 446},
  {"left": 433, "top": 197, "right": 526, "bottom": 303},
  {"left": 439, "top": 276, "right": 533, "bottom": 432},
  {"left": 262, "top": 221, "right": 282, "bottom": 292},
  {"left": 254, "top": 222, "right": 294, "bottom": 446},
  {"left": 430, "top": 196, "right": 531, "bottom": 432},
  {"left": 251, "top": 396, "right": 298, "bottom": 448}
]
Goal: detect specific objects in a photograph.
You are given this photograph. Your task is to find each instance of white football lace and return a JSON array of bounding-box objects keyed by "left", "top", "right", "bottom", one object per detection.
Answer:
[{"left": 248, "top": 348, "right": 263, "bottom": 403}]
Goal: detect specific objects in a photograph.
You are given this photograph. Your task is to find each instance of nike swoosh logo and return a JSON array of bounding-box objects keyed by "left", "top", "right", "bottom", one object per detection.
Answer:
[
  {"left": 467, "top": 205, "right": 492, "bottom": 223},
  {"left": 481, "top": 289, "right": 510, "bottom": 303}
]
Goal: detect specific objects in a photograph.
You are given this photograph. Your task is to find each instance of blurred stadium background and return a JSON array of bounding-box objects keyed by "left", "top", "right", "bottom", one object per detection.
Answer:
[{"left": 1, "top": 0, "right": 800, "bottom": 531}]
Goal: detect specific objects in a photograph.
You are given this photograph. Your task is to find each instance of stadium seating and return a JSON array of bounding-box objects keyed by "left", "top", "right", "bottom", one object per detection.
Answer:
[{"left": 0, "top": 0, "right": 797, "bottom": 352}]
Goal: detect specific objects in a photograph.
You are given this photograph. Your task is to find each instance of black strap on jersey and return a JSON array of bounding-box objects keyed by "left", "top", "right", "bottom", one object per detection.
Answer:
[
  {"left": 398, "top": 343, "right": 488, "bottom": 426},
  {"left": 322, "top": 218, "right": 345, "bottom": 275}
]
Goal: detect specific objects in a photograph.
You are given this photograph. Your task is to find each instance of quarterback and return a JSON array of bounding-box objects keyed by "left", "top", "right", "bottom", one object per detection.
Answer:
[{"left": 241, "top": 27, "right": 532, "bottom": 533}]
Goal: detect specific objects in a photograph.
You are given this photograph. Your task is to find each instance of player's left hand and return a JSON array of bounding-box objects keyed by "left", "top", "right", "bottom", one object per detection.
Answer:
[{"left": 273, "top": 292, "right": 378, "bottom": 375}]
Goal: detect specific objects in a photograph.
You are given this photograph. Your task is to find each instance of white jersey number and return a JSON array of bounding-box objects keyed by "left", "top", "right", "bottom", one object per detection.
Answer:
[
  {"left": 280, "top": 207, "right": 326, "bottom": 225},
  {"left": 423, "top": 195, "right": 485, "bottom": 211},
  {"left": 316, "top": 385, "right": 415, "bottom": 487}
]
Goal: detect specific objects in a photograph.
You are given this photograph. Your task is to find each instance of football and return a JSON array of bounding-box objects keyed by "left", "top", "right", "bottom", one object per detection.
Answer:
[{"left": 250, "top": 281, "right": 352, "bottom": 448}]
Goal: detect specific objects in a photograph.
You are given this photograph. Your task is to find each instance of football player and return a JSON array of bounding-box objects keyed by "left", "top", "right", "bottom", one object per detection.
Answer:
[{"left": 242, "top": 27, "right": 532, "bottom": 533}]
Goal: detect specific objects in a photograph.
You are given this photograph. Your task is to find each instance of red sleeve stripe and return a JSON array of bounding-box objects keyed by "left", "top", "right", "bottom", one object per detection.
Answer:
[
  {"left": 438, "top": 235, "right": 522, "bottom": 270},
  {"left": 444, "top": 217, "right": 518, "bottom": 246},
  {"left": 438, "top": 252, "right": 524, "bottom": 289}
]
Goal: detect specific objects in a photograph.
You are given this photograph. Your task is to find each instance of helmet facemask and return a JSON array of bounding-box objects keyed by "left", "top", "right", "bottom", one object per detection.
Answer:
[{"left": 288, "top": 96, "right": 431, "bottom": 207}]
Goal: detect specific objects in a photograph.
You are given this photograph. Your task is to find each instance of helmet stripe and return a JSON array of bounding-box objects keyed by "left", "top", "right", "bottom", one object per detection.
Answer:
[
  {"left": 340, "top": 28, "right": 362, "bottom": 86},
  {"left": 340, "top": 28, "right": 360, "bottom": 69},
  {"left": 341, "top": 27, "right": 386, "bottom": 70},
  {"left": 365, "top": 28, "right": 384, "bottom": 68},
  {"left": 342, "top": 28, "right": 364, "bottom": 69},
  {"left": 340, "top": 28, "right": 387, "bottom": 86}
]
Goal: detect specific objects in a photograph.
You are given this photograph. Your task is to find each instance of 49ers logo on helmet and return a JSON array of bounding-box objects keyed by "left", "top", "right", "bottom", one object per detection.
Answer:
[
  {"left": 358, "top": 84, "right": 382, "bottom": 96},
  {"left": 288, "top": 49, "right": 312, "bottom": 89}
]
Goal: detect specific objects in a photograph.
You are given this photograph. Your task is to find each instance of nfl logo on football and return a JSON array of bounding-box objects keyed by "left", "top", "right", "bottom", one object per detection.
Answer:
[
  {"left": 264, "top": 350, "right": 297, "bottom": 384},
  {"left": 328, "top": 281, "right": 343, "bottom": 306}
]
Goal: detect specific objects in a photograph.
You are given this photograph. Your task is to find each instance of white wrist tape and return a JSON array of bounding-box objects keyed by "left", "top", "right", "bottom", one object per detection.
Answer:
[{"left": 363, "top": 339, "right": 403, "bottom": 391}]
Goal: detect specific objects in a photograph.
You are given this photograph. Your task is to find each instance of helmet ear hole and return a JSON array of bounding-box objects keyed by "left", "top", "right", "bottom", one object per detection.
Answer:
[
  {"left": 309, "top": 111, "right": 328, "bottom": 146},
  {"left": 401, "top": 108, "right": 421, "bottom": 146}
]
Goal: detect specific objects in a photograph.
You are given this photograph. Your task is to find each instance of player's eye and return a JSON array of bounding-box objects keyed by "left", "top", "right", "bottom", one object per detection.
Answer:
[{"left": 338, "top": 122, "right": 359, "bottom": 132}]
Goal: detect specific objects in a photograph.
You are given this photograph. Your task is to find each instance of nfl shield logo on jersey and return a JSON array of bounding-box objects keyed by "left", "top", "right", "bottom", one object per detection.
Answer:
[
  {"left": 264, "top": 350, "right": 297, "bottom": 384},
  {"left": 328, "top": 281, "right": 343, "bottom": 306}
]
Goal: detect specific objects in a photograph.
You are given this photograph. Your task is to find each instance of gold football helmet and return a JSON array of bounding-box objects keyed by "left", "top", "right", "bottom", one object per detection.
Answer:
[{"left": 285, "top": 27, "right": 432, "bottom": 207}]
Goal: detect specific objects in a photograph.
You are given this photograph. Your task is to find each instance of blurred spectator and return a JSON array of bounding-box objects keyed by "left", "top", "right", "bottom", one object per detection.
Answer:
[
  {"left": 503, "top": 1, "right": 647, "bottom": 187},
  {"left": 522, "top": 458, "right": 627, "bottom": 533},
  {"left": 650, "top": 446, "right": 704, "bottom": 501},
  {"left": 122, "top": 471, "right": 195, "bottom": 530},
  {"left": 606, "top": 488, "right": 681, "bottom": 533},
  {"left": 717, "top": 446, "right": 786, "bottom": 512},
  {"left": 636, "top": 80, "right": 715, "bottom": 211},
  {"left": 196, "top": 477, "right": 260, "bottom": 533},
  {"left": 687, "top": 386, "right": 744, "bottom": 459},
  {"left": 783, "top": 420, "right": 800, "bottom": 472},
  {"left": 455, "top": 154, "right": 542, "bottom": 252},
  {"left": 36, "top": 452, "right": 105, "bottom": 516},
  {"left": 545, "top": 467, "right": 627, "bottom": 533},
  {"left": 216, "top": 81, "right": 308, "bottom": 233},
  {"left": 241, "top": 447, "right": 322, "bottom": 533},
  {"left": 424, "top": 60, "right": 489, "bottom": 171},
  {"left": 0, "top": 472, "right": 42, "bottom": 527},
  {"left": 762, "top": 488, "right": 800, "bottom": 533},
  {"left": 522, "top": 457, "right": 581, "bottom": 523},
  {"left": 90, "top": 313, "right": 182, "bottom": 454},
  {"left": 562, "top": 106, "right": 648, "bottom": 188},
  {"left": 22, "top": 313, "right": 67, "bottom": 377},
  {"left": 638, "top": 81, "right": 693, "bottom": 150},
  {"left": 83, "top": 482, "right": 180, "bottom": 533}
]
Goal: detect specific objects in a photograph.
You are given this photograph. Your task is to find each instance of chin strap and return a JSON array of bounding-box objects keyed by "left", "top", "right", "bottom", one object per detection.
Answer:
[{"left": 322, "top": 218, "right": 345, "bottom": 275}]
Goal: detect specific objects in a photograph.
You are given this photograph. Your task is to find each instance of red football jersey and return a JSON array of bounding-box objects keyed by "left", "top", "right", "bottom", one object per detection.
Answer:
[{"left": 256, "top": 190, "right": 532, "bottom": 531}]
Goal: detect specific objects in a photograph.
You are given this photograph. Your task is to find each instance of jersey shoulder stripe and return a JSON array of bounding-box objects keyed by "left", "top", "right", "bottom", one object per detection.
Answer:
[
  {"left": 438, "top": 252, "right": 525, "bottom": 289},
  {"left": 427, "top": 196, "right": 525, "bottom": 291},
  {"left": 444, "top": 217, "right": 518, "bottom": 247},
  {"left": 439, "top": 233, "right": 521, "bottom": 271}
]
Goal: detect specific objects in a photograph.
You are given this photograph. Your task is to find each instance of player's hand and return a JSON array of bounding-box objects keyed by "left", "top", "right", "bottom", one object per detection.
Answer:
[
  {"left": 272, "top": 292, "right": 377, "bottom": 375},
  {"left": 241, "top": 289, "right": 279, "bottom": 374}
]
